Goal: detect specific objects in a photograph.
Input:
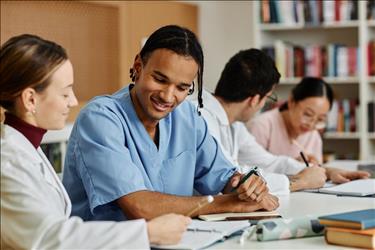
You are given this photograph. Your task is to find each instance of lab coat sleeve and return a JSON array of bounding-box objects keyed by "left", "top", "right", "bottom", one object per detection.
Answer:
[{"left": 1, "top": 160, "right": 150, "bottom": 249}]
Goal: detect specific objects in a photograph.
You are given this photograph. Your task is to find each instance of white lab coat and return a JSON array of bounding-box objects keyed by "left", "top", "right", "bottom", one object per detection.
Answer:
[
  {"left": 1, "top": 124, "right": 149, "bottom": 249},
  {"left": 192, "top": 90, "right": 306, "bottom": 195}
]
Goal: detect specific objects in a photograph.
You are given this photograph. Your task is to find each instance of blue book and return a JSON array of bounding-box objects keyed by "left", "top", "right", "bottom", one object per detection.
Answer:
[{"left": 319, "top": 209, "right": 375, "bottom": 230}]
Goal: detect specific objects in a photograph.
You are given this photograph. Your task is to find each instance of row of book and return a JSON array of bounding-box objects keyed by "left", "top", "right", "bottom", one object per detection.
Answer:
[
  {"left": 262, "top": 41, "right": 359, "bottom": 79},
  {"left": 319, "top": 209, "right": 375, "bottom": 249},
  {"left": 260, "top": 0, "right": 358, "bottom": 25},
  {"left": 326, "top": 99, "right": 359, "bottom": 133}
]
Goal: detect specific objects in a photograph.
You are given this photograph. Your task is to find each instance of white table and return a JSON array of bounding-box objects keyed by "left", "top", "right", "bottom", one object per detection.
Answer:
[{"left": 210, "top": 192, "right": 375, "bottom": 249}]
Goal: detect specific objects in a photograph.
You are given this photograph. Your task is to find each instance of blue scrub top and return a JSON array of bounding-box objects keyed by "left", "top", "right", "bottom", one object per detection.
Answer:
[{"left": 63, "top": 85, "right": 236, "bottom": 221}]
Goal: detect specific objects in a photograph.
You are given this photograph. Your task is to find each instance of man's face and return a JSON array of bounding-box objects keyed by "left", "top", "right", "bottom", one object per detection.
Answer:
[
  {"left": 239, "top": 90, "right": 274, "bottom": 123},
  {"left": 131, "top": 49, "right": 198, "bottom": 125}
]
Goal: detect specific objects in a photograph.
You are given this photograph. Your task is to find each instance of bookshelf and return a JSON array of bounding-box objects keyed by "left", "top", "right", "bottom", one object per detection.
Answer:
[{"left": 254, "top": 0, "right": 375, "bottom": 161}]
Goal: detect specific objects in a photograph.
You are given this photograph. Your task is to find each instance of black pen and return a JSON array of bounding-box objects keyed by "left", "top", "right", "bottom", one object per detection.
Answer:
[
  {"left": 231, "top": 168, "right": 259, "bottom": 192},
  {"left": 300, "top": 151, "right": 309, "bottom": 167}
]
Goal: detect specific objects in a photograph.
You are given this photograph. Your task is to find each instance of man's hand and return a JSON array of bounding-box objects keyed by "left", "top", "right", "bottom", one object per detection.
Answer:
[
  {"left": 227, "top": 172, "right": 269, "bottom": 202},
  {"left": 289, "top": 166, "right": 327, "bottom": 191},
  {"left": 326, "top": 167, "right": 370, "bottom": 184},
  {"left": 259, "top": 194, "right": 279, "bottom": 211}
]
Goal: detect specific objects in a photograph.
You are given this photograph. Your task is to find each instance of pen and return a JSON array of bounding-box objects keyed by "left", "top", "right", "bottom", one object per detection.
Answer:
[
  {"left": 300, "top": 151, "right": 309, "bottom": 167},
  {"left": 293, "top": 139, "right": 310, "bottom": 167},
  {"left": 186, "top": 195, "right": 214, "bottom": 217},
  {"left": 231, "top": 168, "right": 259, "bottom": 192}
]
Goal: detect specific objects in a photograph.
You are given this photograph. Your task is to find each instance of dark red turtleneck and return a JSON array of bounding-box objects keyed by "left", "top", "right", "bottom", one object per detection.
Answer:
[{"left": 4, "top": 113, "right": 47, "bottom": 149}]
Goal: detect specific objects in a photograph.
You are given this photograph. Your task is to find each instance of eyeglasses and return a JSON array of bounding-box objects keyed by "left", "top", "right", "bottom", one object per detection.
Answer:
[
  {"left": 300, "top": 112, "right": 327, "bottom": 130},
  {"left": 266, "top": 92, "right": 278, "bottom": 103}
]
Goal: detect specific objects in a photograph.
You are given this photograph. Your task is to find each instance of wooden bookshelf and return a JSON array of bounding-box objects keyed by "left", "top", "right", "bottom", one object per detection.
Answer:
[
  {"left": 323, "top": 132, "right": 361, "bottom": 140},
  {"left": 279, "top": 77, "right": 359, "bottom": 85},
  {"left": 260, "top": 21, "right": 359, "bottom": 31}
]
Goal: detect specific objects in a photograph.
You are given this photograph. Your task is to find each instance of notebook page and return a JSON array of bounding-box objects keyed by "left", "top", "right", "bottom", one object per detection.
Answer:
[
  {"left": 319, "top": 179, "right": 375, "bottom": 196},
  {"left": 151, "top": 220, "right": 250, "bottom": 250},
  {"left": 188, "top": 219, "right": 250, "bottom": 234}
]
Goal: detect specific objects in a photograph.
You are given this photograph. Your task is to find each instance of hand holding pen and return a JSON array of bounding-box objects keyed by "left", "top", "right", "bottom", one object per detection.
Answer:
[
  {"left": 229, "top": 167, "right": 269, "bottom": 202},
  {"left": 292, "top": 140, "right": 320, "bottom": 166}
]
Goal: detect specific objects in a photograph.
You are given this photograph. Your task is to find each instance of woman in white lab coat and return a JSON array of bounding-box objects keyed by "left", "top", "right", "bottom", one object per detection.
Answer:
[{"left": 0, "top": 34, "right": 190, "bottom": 249}]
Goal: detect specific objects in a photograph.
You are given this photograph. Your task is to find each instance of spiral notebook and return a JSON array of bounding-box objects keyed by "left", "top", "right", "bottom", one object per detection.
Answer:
[{"left": 151, "top": 219, "right": 250, "bottom": 250}]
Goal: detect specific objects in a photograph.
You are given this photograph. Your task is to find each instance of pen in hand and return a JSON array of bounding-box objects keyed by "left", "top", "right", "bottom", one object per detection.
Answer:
[
  {"left": 299, "top": 151, "right": 310, "bottom": 167},
  {"left": 293, "top": 139, "right": 313, "bottom": 167},
  {"left": 230, "top": 168, "right": 259, "bottom": 192}
]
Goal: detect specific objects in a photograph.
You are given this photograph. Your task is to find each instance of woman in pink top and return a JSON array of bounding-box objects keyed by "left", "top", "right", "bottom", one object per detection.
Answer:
[{"left": 248, "top": 77, "right": 369, "bottom": 183}]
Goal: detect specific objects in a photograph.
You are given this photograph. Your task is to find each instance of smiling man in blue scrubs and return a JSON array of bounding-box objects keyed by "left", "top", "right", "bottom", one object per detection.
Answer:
[{"left": 63, "top": 25, "right": 279, "bottom": 221}]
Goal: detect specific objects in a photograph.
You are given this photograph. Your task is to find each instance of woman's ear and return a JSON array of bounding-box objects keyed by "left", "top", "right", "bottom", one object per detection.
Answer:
[{"left": 20, "top": 87, "right": 37, "bottom": 115}]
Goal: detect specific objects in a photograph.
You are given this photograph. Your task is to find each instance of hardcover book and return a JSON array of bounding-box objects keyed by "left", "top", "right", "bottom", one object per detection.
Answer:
[{"left": 319, "top": 209, "right": 375, "bottom": 230}]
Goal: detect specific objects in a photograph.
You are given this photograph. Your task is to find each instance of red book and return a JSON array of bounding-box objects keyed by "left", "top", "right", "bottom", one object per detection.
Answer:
[
  {"left": 262, "top": 0, "right": 271, "bottom": 23},
  {"left": 294, "top": 47, "right": 305, "bottom": 77},
  {"left": 335, "top": 0, "right": 342, "bottom": 21},
  {"left": 348, "top": 47, "right": 357, "bottom": 76}
]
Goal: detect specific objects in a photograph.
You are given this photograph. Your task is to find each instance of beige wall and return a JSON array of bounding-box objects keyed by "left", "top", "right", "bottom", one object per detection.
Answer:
[{"left": 196, "top": 1, "right": 255, "bottom": 91}]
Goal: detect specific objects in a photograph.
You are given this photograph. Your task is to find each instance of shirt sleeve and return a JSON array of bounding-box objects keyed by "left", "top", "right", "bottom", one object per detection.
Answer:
[
  {"left": 74, "top": 104, "right": 147, "bottom": 214},
  {"left": 193, "top": 113, "right": 236, "bottom": 195}
]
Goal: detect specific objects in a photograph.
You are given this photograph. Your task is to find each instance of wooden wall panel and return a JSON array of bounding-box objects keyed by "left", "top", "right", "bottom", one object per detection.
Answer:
[
  {"left": 1, "top": 1, "right": 119, "bottom": 101},
  {"left": 119, "top": 1, "right": 198, "bottom": 86}
]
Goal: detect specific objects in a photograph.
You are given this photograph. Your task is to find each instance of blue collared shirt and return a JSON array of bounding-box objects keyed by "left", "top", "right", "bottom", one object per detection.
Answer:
[{"left": 63, "top": 85, "right": 236, "bottom": 221}]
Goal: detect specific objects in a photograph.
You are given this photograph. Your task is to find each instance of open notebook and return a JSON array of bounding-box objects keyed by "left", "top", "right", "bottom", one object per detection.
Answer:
[
  {"left": 303, "top": 179, "right": 375, "bottom": 197},
  {"left": 151, "top": 219, "right": 250, "bottom": 250}
]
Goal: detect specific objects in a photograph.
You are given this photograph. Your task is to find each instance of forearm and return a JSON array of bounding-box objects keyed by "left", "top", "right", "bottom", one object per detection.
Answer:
[{"left": 117, "top": 190, "right": 262, "bottom": 220}]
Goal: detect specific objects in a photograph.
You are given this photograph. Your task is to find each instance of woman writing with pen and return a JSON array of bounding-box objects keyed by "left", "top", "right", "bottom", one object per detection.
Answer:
[{"left": 248, "top": 77, "right": 369, "bottom": 184}]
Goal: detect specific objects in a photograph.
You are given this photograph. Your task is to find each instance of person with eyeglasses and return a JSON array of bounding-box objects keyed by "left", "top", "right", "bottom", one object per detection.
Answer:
[
  {"left": 192, "top": 49, "right": 333, "bottom": 194},
  {"left": 248, "top": 77, "right": 369, "bottom": 184}
]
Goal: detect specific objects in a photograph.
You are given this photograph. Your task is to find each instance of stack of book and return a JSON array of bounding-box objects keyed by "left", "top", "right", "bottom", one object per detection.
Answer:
[{"left": 318, "top": 209, "right": 375, "bottom": 249}]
